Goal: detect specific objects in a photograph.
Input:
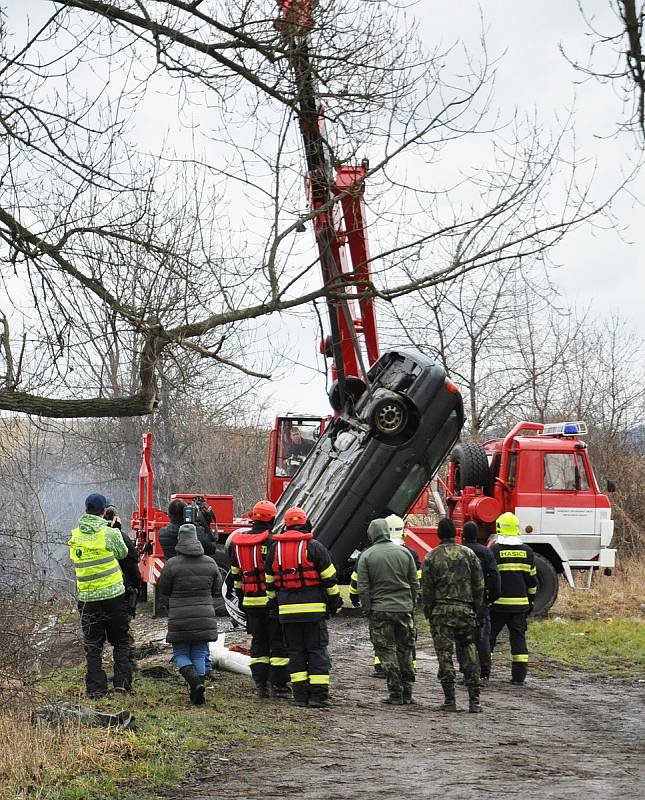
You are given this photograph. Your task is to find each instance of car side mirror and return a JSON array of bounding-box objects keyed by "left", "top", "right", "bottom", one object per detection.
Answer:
[{"left": 606, "top": 479, "right": 616, "bottom": 493}]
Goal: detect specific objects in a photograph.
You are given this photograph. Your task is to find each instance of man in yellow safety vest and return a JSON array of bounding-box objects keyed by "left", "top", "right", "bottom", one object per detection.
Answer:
[{"left": 68, "top": 492, "right": 132, "bottom": 698}]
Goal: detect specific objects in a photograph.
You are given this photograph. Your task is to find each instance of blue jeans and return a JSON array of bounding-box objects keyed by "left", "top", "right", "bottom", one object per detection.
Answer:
[{"left": 172, "top": 641, "right": 209, "bottom": 677}]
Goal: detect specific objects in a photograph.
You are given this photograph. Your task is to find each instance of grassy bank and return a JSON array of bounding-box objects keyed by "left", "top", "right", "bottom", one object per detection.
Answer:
[
  {"left": 551, "top": 558, "right": 644, "bottom": 618},
  {"left": 528, "top": 617, "right": 645, "bottom": 679},
  {"left": 1, "top": 664, "right": 312, "bottom": 800}
]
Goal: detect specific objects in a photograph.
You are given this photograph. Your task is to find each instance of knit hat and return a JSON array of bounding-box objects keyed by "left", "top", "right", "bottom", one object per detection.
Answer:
[
  {"left": 462, "top": 521, "right": 478, "bottom": 542},
  {"left": 85, "top": 492, "right": 110, "bottom": 515},
  {"left": 437, "top": 517, "right": 456, "bottom": 540},
  {"left": 176, "top": 523, "right": 205, "bottom": 557}
]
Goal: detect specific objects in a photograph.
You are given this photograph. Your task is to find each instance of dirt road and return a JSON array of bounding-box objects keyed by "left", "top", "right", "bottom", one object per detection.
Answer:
[{"left": 162, "top": 613, "right": 645, "bottom": 800}]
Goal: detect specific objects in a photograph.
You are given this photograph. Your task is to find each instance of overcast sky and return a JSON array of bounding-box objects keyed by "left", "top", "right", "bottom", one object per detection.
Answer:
[{"left": 264, "top": 0, "right": 645, "bottom": 418}]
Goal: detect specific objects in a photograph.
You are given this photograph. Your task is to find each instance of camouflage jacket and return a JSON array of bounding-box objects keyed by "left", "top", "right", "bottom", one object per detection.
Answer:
[{"left": 422, "top": 540, "right": 484, "bottom": 618}]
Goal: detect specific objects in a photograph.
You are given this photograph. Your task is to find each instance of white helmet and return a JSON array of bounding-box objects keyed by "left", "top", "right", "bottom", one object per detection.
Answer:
[{"left": 386, "top": 513, "right": 405, "bottom": 539}]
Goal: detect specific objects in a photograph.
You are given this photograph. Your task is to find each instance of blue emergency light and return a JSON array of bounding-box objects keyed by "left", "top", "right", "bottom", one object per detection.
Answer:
[{"left": 540, "top": 421, "right": 588, "bottom": 437}]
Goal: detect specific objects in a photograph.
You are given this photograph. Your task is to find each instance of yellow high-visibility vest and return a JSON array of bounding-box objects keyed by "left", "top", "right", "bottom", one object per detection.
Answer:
[{"left": 68, "top": 528, "right": 122, "bottom": 595}]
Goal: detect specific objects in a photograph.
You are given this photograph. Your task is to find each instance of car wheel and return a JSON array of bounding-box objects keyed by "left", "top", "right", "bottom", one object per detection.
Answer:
[
  {"left": 532, "top": 554, "right": 558, "bottom": 616},
  {"left": 328, "top": 376, "right": 368, "bottom": 412},
  {"left": 370, "top": 395, "right": 409, "bottom": 436},
  {"left": 450, "top": 443, "right": 491, "bottom": 494}
]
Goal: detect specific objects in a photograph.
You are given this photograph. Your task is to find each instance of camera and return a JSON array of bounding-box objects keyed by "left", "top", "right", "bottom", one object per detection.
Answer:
[{"left": 183, "top": 496, "right": 208, "bottom": 526}]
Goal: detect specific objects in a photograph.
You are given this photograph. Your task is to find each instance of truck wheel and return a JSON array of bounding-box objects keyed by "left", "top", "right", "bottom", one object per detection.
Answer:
[
  {"left": 450, "top": 443, "right": 491, "bottom": 494},
  {"left": 370, "top": 395, "right": 408, "bottom": 436},
  {"left": 532, "top": 554, "right": 558, "bottom": 617}
]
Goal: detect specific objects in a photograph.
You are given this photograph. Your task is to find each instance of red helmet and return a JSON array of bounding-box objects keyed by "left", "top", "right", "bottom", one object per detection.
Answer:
[
  {"left": 252, "top": 499, "right": 278, "bottom": 522},
  {"left": 284, "top": 506, "right": 308, "bottom": 527}
]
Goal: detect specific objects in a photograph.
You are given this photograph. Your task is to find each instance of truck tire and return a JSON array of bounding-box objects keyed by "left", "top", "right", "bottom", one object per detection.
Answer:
[
  {"left": 532, "top": 554, "right": 558, "bottom": 617},
  {"left": 450, "top": 443, "right": 491, "bottom": 494},
  {"left": 369, "top": 394, "right": 409, "bottom": 436}
]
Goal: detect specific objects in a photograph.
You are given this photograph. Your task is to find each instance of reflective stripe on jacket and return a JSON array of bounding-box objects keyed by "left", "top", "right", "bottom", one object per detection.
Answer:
[{"left": 69, "top": 527, "right": 123, "bottom": 598}]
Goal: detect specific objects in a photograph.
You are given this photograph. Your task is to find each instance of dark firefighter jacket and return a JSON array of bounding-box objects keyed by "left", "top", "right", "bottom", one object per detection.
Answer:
[
  {"left": 159, "top": 521, "right": 217, "bottom": 560},
  {"left": 490, "top": 539, "right": 537, "bottom": 613},
  {"left": 356, "top": 519, "right": 419, "bottom": 614},
  {"left": 264, "top": 525, "right": 342, "bottom": 623},
  {"left": 464, "top": 541, "right": 501, "bottom": 605},
  {"left": 156, "top": 529, "right": 222, "bottom": 643},
  {"left": 422, "top": 540, "right": 484, "bottom": 618},
  {"left": 229, "top": 520, "right": 275, "bottom": 612}
]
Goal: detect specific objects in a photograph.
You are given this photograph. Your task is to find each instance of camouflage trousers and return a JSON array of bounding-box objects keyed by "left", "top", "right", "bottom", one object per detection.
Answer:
[
  {"left": 369, "top": 611, "right": 416, "bottom": 696},
  {"left": 429, "top": 603, "right": 480, "bottom": 690}
]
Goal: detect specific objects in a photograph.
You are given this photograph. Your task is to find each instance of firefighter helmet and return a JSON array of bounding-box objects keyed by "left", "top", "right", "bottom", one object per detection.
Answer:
[
  {"left": 385, "top": 513, "right": 405, "bottom": 538},
  {"left": 252, "top": 499, "right": 278, "bottom": 522},
  {"left": 496, "top": 512, "right": 520, "bottom": 537},
  {"left": 284, "top": 506, "right": 308, "bottom": 527}
]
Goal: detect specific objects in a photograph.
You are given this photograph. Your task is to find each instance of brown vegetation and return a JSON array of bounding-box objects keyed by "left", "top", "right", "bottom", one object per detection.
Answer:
[{"left": 552, "top": 557, "right": 645, "bottom": 618}]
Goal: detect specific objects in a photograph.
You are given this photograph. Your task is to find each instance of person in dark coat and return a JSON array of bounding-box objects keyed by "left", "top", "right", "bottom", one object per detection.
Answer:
[
  {"left": 456, "top": 521, "right": 501, "bottom": 686},
  {"left": 159, "top": 498, "right": 217, "bottom": 560},
  {"left": 156, "top": 524, "right": 222, "bottom": 705}
]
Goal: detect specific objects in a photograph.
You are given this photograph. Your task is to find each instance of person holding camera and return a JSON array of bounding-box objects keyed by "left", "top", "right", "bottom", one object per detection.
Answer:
[
  {"left": 68, "top": 492, "right": 132, "bottom": 698},
  {"left": 159, "top": 498, "right": 217, "bottom": 560}
]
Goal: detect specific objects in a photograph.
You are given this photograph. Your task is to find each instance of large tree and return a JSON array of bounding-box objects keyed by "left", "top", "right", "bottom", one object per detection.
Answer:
[{"left": 0, "top": 1, "right": 617, "bottom": 417}]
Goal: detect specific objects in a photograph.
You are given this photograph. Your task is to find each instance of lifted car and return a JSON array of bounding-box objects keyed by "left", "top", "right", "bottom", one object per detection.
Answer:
[{"left": 273, "top": 348, "right": 464, "bottom": 577}]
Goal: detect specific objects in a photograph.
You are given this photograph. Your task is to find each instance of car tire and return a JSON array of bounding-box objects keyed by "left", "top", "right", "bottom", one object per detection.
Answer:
[
  {"left": 532, "top": 554, "right": 558, "bottom": 617},
  {"left": 369, "top": 394, "right": 409, "bottom": 436},
  {"left": 328, "top": 376, "right": 368, "bottom": 412},
  {"left": 450, "top": 443, "right": 491, "bottom": 494}
]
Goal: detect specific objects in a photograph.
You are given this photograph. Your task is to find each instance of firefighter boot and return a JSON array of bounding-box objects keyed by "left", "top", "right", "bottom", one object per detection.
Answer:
[
  {"left": 372, "top": 661, "right": 386, "bottom": 679},
  {"left": 439, "top": 684, "right": 457, "bottom": 712},
  {"left": 309, "top": 686, "right": 332, "bottom": 709},
  {"left": 269, "top": 684, "right": 292, "bottom": 700},
  {"left": 255, "top": 682, "right": 269, "bottom": 699},
  {"left": 179, "top": 666, "right": 205, "bottom": 706},
  {"left": 292, "top": 684, "right": 309, "bottom": 707},
  {"left": 468, "top": 686, "right": 482, "bottom": 713},
  {"left": 511, "top": 660, "right": 528, "bottom": 685}
]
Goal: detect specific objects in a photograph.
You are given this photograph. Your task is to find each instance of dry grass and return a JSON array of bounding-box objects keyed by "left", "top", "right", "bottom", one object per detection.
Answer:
[
  {"left": 551, "top": 558, "right": 645, "bottom": 619},
  {"left": 0, "top": 707, "right": 124, "bottom": 800}
]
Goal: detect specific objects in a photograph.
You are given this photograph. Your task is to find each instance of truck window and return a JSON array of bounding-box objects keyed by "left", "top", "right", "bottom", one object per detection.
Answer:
[
  {"left": 544, "top": 452, "right": 590, "bottom": 492},
  {"left": 275, "top": 419, "right": 319, "bottom": 477},
  {"left": 507, "top": 453, "right": 518, "bottom": 488}
]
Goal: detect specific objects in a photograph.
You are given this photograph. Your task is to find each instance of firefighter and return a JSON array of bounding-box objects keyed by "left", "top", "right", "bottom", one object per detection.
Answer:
[
  {"left": 422, "top": 517, "right": 485, "bottom": 713},
  {"left": 489, "top": 512, "right": 537, "bottom": 685},
  {"left": 356, "top": 518, "right": 419, "bottom": 705},
  {"left": 456, "top": 521, "right": 501, "bottom": 687},
  {"left": 68, "top": 492, "right": 132, "bottom": 699},
  {"left": 229, "top": 499, "right": 291, "bottom": 700},
  {"left": 264, "top": 507, "right": 343, "bottom": 709}
]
